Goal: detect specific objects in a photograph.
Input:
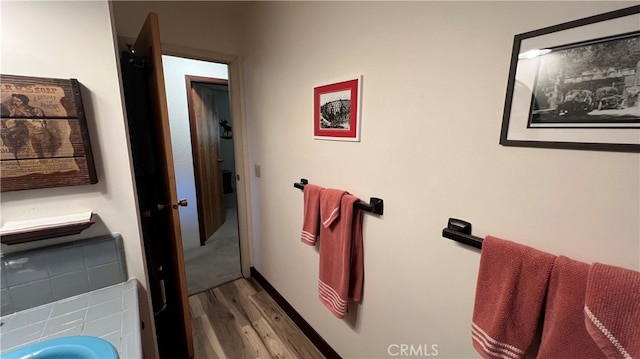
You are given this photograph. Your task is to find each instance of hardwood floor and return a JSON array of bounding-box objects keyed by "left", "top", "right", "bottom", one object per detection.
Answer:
[{"left": 188, "top": 278, "right": 325, "bottom": 359}]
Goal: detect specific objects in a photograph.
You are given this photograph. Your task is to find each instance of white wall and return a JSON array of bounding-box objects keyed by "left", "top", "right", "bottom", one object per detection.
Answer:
[
  {"left": 1, "top": 2, "right": 158, "bottom": 357},
  {"left": 242, "top": 2, "right": 640, "bottom": 358},
  {"left": 0, "top": 0, "right": 146, "bottom": 290},
  {"left": 162, "top": 55, "right": 229, "bottom": 251},
  {"left": 111, "top": 1, "right": 248, "bottom": 57}
]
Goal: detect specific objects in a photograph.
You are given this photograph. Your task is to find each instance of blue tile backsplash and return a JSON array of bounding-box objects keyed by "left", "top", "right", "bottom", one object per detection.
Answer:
[
  {"left": 0, "top": 234, "right": 127, "bottom": 316},
  {"left": 4, "top": 253, "right": 49, "bottom": 287},
  {"left": 51, "top": 270, "right": 91, "bottom": 300},
  {"left": 9, "top": 279, "right": 54, "bottom": 312},
  {"left": 46, "top": 246, "right": 85, "bottom": 276}
]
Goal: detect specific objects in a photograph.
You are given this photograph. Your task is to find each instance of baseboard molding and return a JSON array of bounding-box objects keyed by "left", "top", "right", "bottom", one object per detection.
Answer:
[{"left": 249, "top": 267, "right": 341, "bottom": 359}]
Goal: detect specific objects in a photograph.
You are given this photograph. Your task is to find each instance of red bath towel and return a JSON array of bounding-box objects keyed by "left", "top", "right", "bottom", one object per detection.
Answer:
[
  {"left": 471, "top": 236, "right": 556, "bottom": 359},
  {"left": 584, "top": 262, "right": 640, "bottom": 359},
  {"left": 318, "top": 189, "right": 364, "bottom": 318},
  {"left": 537, "top": 256, "right": 602, "bottom": 358},
  {"left": 300, "top": 184, "right": 324, "bottom": 246}
]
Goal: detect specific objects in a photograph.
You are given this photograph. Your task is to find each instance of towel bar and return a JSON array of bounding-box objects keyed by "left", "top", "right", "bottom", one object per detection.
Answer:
[
  {"left": 442, "top": 218, "right": 483, "bottom": 249},
  {"left": 294, "top": 178, "right": 384, "bottom": 215}
]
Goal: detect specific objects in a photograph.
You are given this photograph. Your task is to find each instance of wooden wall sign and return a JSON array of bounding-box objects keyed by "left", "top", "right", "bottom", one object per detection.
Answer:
[{"left": 0, "top": 74, "right": 98, "bottom": 191}]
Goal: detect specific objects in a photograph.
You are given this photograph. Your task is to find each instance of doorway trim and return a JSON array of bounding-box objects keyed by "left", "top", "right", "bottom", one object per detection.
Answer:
[
  {"left": 120, "top": 38, "right": 254, "bottom": 278},
  {"left": 166, "top": 45, "right": 254, "bottom": 278}
]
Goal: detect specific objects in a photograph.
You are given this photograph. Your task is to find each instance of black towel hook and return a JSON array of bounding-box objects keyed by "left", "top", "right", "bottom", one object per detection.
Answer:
[
  {"left": 294, "top": 178, "right": 384, "bottom": 215},
  {"left": 442, "top": 218, "right": 483, "bottom": 249}
]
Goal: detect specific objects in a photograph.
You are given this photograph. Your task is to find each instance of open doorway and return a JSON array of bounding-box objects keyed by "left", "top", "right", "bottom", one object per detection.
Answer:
[
  {"left": 162, "top": 56, "right": 242, "bottom": 295},
  {"left": 118, "top": 13, "right": 252, "bottom": 358}
]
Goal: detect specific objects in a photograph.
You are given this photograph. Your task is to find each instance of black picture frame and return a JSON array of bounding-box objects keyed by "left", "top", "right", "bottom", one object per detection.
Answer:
[{"left": 500, "top": 5, "right": 640, "bottom": 153}]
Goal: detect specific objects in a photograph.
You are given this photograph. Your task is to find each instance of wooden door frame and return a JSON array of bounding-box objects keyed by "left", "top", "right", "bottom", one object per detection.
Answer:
[
  {"left": 184, "top": 76, "right": 229, "bottom": 246},
  {"left": 160, "top": 44, "right": 253, "bottom": 279}
]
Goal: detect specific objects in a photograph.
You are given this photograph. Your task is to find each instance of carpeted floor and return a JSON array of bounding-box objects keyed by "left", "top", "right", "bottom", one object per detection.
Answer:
[{"left": 183, "top": 206, "right": 242, "bottom": 295}]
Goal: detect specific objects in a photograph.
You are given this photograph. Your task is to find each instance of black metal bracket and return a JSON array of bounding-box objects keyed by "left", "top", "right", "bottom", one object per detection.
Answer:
[
  {"left": 442, "top": 218, "right": 483, "bottom": 249},
  {"left": 293, "top": 178, "right": 308, "bottom": 190},
  {"left": 294, "top": 178, "right": 384, "bottom": 215}
]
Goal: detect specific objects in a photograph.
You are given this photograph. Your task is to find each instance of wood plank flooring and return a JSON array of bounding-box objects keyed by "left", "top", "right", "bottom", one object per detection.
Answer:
[{"left": 189, "top": 278, "right": 325, "bottom": 359}]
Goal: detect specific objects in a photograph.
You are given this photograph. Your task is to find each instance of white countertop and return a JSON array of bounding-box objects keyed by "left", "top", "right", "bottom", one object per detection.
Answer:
[{"left": 0, "top": 278, "right": 142, "bottom": 358}]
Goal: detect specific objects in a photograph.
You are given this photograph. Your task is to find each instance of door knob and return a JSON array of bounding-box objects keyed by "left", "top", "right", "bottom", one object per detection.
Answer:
[
  {"left": 218, "top": 158, "right": 224, "bottom": 163},
  {"left": 173, "top": 198, "right": 188, "bottom": 209},
  {"left": 157, "top": 199, "right": 188, "bottom": 211}
]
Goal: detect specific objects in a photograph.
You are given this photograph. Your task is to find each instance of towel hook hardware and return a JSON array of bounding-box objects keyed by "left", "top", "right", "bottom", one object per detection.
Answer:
[
  {"left": 294, "top": 178, "right": 384, "bottom": 215},
  {"left": 442, "top": 218, "right": 483, "bottom": 249},
  {"left": 293, "top": 178, "right": 308, "bottom": 190}
]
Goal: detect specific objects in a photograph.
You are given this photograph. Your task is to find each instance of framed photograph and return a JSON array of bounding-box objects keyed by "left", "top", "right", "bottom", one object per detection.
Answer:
[
  {"left": 314, "top": 76, "right": 362, "bottom": 141},
  {"left": 500, "top": 5, "right": 640, "bottom": 152},
  {"left": 0, "top": 74, "right": 98, "bottom": 191}
]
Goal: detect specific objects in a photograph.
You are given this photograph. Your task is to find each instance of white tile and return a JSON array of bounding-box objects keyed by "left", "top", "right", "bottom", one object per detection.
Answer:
[
  {"left": 121, "top": 332, "right": 142, "bottom": 359},
  {"left": 122, "top": 287, "right": 136, "bottom": 311},
  {"left": 100, "top": 330, "right": 122, "bottom": 353},
  {"left": 86, "top": 298, "right": 121, "bottom": 322},
  {"left": 0, "top": 338, "right": 38, "bottom": 355},
  {"left": 50, "top": 294, "right": 90, "bottom": 318},
  {"left": 0, "top": 321, "right": 45, "bottom": 351},
  {"left": 3, "top": 304, "right": 52, "bottom": 332},
  {"left": 88, "top": 283, "right": 124, "bottom": 306},
  {"left": 40, "top": 325, "right": 82, "bottom": 340},
  {"left": 121, "top": 309, "right": 137, "bottom": 336},
  {"left": 0, "top": 277, "right": 142, "bottom": 359},
  {"left": 41, "top": 309, "right": 86, "bottom": 337},
  {"left": 123, "top": 279, "right": 138, "bottom": 291},
  {"left": 83, "top": 312, "right": 121, "bottom": 337},
  {"left": 0, "top": 314, "right": 15, "bottom": 333}
]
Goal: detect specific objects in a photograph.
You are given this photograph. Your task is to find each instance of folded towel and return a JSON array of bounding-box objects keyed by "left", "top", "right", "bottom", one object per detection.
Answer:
[
  {"left": 584, "top": 262, "right": 640, "bottom": 359},
  {"left": 318, "top": 189, "right": 363, "bottom": 318},
  {"left": 320, "top": 188, "right": 346, "bottom": 229},
  {"left": 300, "top": 184, "right": 324, "bottom": 246},
  {"left": 537, "top": 256, "right": 602, "bottom": 358},
  {"left": 471, "top": 236, "right": 556, "bottom": 359}
]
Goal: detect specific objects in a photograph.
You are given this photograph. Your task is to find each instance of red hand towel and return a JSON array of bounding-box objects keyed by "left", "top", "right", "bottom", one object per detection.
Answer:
[
  {"left": 584, "top": 262, "right": 640, "bottom": 359},
  {"left": 471, "top": 236, "right": 556, "bottom": 359},
  {"left": 318, "top": 189, "right": 364, "bottom": 318},
  {"left": 300, "top": 184, "right": 324, "bottom": 246},
  {"left": 320, "top": 188, "right": 346, "bottom": 229},
  {"left": 537, "top": 256, "right": 603, "bottom": 358}
]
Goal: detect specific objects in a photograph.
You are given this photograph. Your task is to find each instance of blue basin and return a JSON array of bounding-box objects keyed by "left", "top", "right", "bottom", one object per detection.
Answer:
[{"left": 3, "top": 336, "right": 119, "bottom": 359}]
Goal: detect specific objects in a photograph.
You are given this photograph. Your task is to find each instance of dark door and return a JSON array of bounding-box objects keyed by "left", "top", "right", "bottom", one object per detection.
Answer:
[
  {"left": 122, "top": 12, "right": 193, "bottom": 359},
  {"left": 186, "top": 80, "right": 226, "bottom": 245}
]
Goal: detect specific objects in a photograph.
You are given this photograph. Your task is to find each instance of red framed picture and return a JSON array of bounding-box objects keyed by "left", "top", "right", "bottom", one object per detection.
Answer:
[{"left": 314, "top": 76, "right": 362, "bottom": 141}]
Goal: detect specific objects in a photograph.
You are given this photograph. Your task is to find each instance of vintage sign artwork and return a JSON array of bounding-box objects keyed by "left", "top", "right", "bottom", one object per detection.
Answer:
[{"left": 0, "top": 74, "right": 97, "bottom": 191}]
